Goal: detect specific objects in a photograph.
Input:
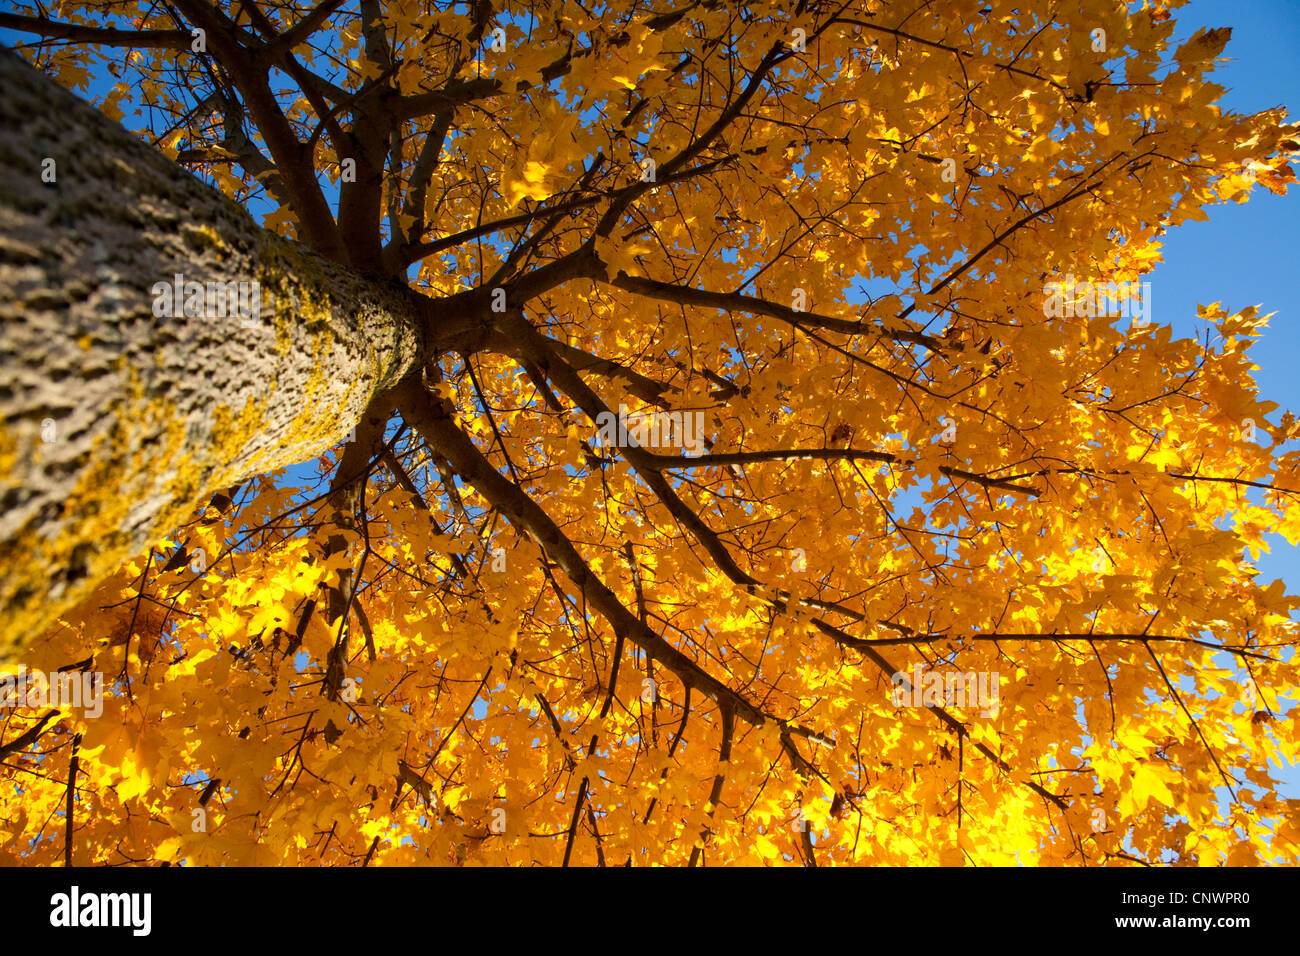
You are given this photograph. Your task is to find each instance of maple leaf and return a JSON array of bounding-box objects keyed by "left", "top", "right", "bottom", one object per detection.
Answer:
[{"left": 1175, "top": 27, "right": 1232, "bottom": 69}]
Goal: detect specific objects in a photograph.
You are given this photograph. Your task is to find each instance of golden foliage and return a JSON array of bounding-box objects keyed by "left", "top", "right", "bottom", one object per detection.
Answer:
[{"left": 3, "top": 0, "right": 1299, "bottom": 867}]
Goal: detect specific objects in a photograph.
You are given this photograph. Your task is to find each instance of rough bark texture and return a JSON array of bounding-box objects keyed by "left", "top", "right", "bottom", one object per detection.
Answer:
[{"left": 0, "top": 47, "right": 425, "bottom": 658}]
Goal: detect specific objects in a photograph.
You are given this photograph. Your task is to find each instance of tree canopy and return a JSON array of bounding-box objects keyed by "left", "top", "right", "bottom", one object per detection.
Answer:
[{"left": 1, "top": 0, "right": 1299, "bottom": 866}]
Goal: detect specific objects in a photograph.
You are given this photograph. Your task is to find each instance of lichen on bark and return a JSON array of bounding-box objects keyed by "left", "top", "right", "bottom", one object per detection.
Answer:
[{"left": 0, "top": 48, "right": 425, "bottom": 658}]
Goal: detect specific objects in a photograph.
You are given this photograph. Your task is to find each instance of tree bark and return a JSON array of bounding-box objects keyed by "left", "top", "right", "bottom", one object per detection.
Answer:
[{"left": 0, "top": 47, "right": 426, "bottom": 658}]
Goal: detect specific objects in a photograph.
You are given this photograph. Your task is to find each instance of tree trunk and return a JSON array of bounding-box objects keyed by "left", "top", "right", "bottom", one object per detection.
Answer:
[{"left": 0, "top": 47, "right": 424, "bottom": 658}]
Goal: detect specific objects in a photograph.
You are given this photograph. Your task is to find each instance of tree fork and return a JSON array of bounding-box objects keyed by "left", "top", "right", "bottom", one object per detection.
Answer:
[{"left": 0, "top": 47, "right": 431, "bottom": 659}]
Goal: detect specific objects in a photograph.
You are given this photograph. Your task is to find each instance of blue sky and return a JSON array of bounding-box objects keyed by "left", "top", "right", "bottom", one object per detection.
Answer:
[
  {"left": 1067, "top": 0, "right": 1300, "bottom": 806},
  {"left": 1154, "top": 0, "right": 1300, "bottom": 589},
  {"left": 1146, "top": 0, "right": 1300, "bottom": 801}
]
